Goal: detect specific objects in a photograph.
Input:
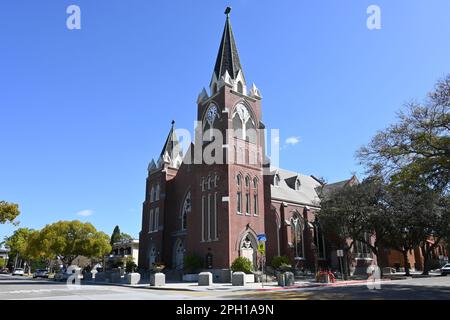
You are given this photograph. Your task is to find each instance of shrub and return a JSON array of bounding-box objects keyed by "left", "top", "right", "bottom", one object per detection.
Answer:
[
  {"left": 230, "top": 257, "right": 253, "bottom": 274},
  {"left": 184, "top": 254, "right": 203, "bottom": 274},
  {"left": 271, "top": 256, "right": 291, "bottom": 269},
  {"left": 124, "top": 257, "right": 138, "bottom": 273}
]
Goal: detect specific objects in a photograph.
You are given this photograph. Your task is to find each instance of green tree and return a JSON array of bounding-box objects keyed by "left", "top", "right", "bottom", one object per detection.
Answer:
[
  {"left": 0, "top": 201, "right": 20, "bottom": 225},
  {"left": 318, "top": 178, "right": 388, "bottom": 274},
  {"left": 110, "top": 226, "right": 122, "bottom": 246},
  {"left": 120, "top": 233, "right": 133, "bottom": 241},
  {"left": 417, "top": 191, "right": 450, "bottom": 275},
  {"left": 38, "top": 220, "right": 111, "bottom": 267},
  {"left": 5, "top": 228, "right": 35, "bottom": 273},
  {"left": 357, "top": 75, "right": 450, "bottom": 192}
]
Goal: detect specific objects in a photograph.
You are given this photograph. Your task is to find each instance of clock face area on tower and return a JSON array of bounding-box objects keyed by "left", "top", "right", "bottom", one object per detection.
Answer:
[{"left": 203, "top": 103, "right": 219, "bottom": 136}]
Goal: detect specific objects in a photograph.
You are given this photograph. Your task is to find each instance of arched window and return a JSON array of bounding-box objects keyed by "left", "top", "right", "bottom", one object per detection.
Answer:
[
  {"left": 232, "top": 113, "right": 243, "bottom": 139},
  {"left": 149, "top": 209, "right": 154, "bottom": 233},
  {"left": 201, "top": 177, "right": 206, "bottom": 192},
  {"left": 150, "top": 186, "right": 155, "bottom": 202},
  {"left": 237, "top": 81, "right": 243, "bottom": 94},
  {"left": 354, "top": 232, "right": 371, "bottom": 258},
  {"left": 253, "top": 177, "right": 258, "bottom": 216},
  {"left": 245, "top": 118, "right": 256, "bottom": 144},
  {"left": 291, "top": 215, "right": 304, "bottom": 259},
  {"left": 214, "top": 174, "right": 219, "bottom": 188},
  {"left": 244, "top": 176, "right": 250, "bottom": 215},
  {"left": 232, "top": 103, "right": 256, "bottom": 143},
  {"left": 313, "top": 218, "right": 326, "bottom": 259},
  {"left": 207, "top": 176, "right": 212, "bottom": 190},
  {"left": 155, "top": 184, "right": 160, "bottom": 200},
  {"left": 181, "top": 191, "right": 191, "bottom": 231},
  {"left": 154, "top": 208, "right": 159, "bottom": 232},
  {"left": 236, "top": 174, "right": 242, "bottom": 214},
  {"left": 153, "top": 185, "right": 158, "bottom": 202}
]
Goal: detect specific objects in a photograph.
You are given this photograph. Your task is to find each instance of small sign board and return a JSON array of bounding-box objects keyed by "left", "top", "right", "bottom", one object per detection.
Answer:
[
  {"left": 258, "top": 242, "right": 266, "bottom": 255},
  {"left": 337, "top": 250, "right": 344, "bottom": 257}
]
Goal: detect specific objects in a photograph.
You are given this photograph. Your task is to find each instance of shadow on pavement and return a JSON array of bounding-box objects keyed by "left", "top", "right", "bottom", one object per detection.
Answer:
[{"left": 223, "top": 283, "right": 450, "bottom": 300}]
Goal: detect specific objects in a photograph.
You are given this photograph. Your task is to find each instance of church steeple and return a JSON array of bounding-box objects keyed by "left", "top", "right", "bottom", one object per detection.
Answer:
[
  {"left": 213, "top": 7, "right": 245, "bottom": 82},
  {"left": 158, "top": 120, "right": 183, "bottom": 169},
  {"left": 209, "top": 7, "right": 247, "bottom": 96}
]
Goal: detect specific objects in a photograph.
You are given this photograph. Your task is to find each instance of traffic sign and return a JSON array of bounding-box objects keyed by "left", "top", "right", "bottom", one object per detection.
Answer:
[
  {"left": 337, "top": 250, "right": 344, "bottom": 257},
  {"left": 257, "top": 234, "right": 267, "bottom": 242}
]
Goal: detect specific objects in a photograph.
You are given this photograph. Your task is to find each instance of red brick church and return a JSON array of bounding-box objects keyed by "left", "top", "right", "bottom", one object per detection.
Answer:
[{"left": 138, "top": 9, "right": 371, "bottom": 280}]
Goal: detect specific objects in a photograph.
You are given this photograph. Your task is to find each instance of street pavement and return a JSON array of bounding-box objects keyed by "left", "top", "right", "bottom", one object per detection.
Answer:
[{"left": 1, "top": 274, "right": 449, "bottom": 300}]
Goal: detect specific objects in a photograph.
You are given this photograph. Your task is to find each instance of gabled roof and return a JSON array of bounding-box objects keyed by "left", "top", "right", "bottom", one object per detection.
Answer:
[
  {"left": 269, "top": 167, "right": 358, "bottom": 208},
  {"left": 269, "top": 167, "right": 322, "bottom": 207},
  {"left": 213, "top": 8, "right": 245, "bottom": 82}
]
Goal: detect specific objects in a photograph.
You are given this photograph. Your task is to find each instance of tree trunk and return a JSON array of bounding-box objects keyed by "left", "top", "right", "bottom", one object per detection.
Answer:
[
  {"left": 422, "top": 244, "right": 431, "bottom": 275},
  {"left": 402, "top": 251, "right": 410, "bottom": 276}
]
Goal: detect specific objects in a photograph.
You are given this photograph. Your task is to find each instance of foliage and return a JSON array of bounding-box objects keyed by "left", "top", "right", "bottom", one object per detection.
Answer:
[
  {"left": 5, "top": 228, "right": 35, "bottom": 259},
  {"left": 271, "top": 256, "right": 291, "bottom": 269},
  {"left": 110, "top": 226, "right": 133, "bottom": 246},
  {"left": 0, "top": 258, "right": 6, "bottom": 268},
  {"left": 357, "top": 74, "right": 450, "bottom": 192},
  {"left": 37, "top": 220, "right": 112, "bottom": 266},
  {"left": 4, "top": 228, "right": 37, "bottom": 273},
  {"left": 0, "top": 201, "right": 20, "bottom": 225},
  {"left": 124, "top": 256, "right": 138, "bottom": 273},
  {"left": 183, "top": 254, "right": 203, "bottom": 274},
  {"left": 318, "top": 177, "right": 384, "bottom": 255},
  {"left": 110, "top": 226, "right": 121, "bottom": 246},
  {"left": 230, "top": 257, "right": 253, "bottom": 274}
]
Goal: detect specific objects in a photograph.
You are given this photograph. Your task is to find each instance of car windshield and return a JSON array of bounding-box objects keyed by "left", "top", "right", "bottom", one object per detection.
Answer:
[{"left": 444, "top": 264, "right": 450, "bottom": 268}]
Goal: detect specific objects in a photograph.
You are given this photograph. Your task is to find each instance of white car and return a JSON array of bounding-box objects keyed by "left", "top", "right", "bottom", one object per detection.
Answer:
[
  {"left": 12, "top": 268, "right": 25, "bottom": 276},
  {"left": 441, "top": 264, "right": 450, "bottom": 276}
]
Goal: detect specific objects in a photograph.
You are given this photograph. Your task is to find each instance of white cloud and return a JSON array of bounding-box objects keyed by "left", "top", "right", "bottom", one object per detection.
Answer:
[
  {"left": 285, "top": 136, "right": 301, "bottom": 145},
  {"left": 76, "top": 209, "right": 94, "bottom": 217}
]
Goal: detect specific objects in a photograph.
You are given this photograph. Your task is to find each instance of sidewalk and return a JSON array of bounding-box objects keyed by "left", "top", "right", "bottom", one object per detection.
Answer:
[{"left": 81, "top": 278, "right": 391, "bottom": 293}]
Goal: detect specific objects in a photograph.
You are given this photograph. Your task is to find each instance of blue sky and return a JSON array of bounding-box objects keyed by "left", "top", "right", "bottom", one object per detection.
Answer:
[{"left": 1, "top": 0, "right": 450, "bottom": 239}]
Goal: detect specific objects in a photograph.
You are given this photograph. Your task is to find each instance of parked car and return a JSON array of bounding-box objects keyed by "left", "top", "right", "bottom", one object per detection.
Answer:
[
  {"left": 33, "top": 269, "right": 49, "bottom": 278},
  {"left": 0, "top": 268, "right": 10, "bottom": 274},
  {"left": 440, "top": 264, "right": 450, "bottom": 276},
  {"left": 12, "top": 268, "right": 25, "bottom": 276}
]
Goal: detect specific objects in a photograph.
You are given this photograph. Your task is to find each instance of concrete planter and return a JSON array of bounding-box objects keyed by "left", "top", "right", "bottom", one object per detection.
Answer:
[
  {"left": 198, "top": 272, "right": 213, "bottom": 286},
  {"left": 232, "top": 272, "right": 246, "bottom": 286},
  {"left": 182, "top": 274, "right": 199, "bottom": 282},
  {"left": 245, "top": 274, "right": 255, "bottom": 283},
  {"left": 150, "top": 272, "right": 165, "bottom": 286},
  {"left": 126, "top": 272, "right": 141, "bottom": 285}
]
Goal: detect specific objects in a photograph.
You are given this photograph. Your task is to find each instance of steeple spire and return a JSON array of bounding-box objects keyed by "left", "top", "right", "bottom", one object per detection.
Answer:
[
  {"left": 159, "top": 120, "right": 182, "bottom": 168},
  {"left": 213, "top": 7, "right": 245, "bottom": 82}
]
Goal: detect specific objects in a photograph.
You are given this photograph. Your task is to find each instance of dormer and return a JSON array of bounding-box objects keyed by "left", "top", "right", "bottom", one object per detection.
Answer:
[{"left": 285, "top": 175, "right": 302, "bottom": 191}]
